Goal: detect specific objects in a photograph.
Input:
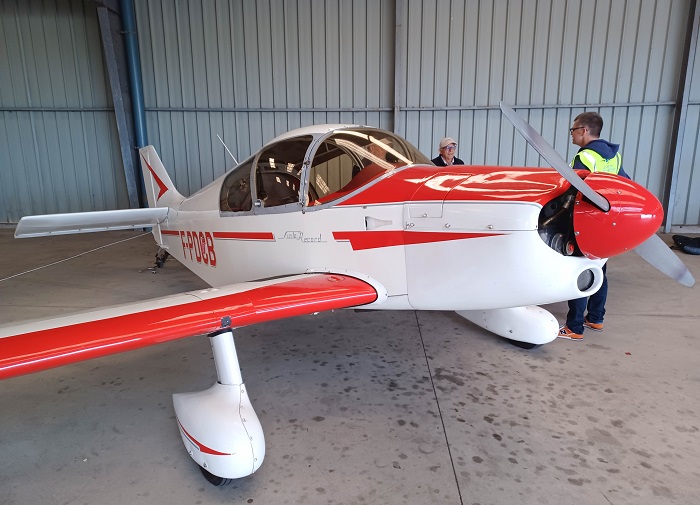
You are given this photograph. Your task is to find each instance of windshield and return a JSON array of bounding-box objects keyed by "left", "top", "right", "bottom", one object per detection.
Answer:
[{"left": 307, "top": 128, "right": 430, "bottom": 205}]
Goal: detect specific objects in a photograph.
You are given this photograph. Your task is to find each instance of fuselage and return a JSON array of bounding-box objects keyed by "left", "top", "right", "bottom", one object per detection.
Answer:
[
  {"left": 156, "top": 165, "right": 601, "bottom": 311},
  {"left": 146, "top": 125, "right": 663, "bottom": 313}
]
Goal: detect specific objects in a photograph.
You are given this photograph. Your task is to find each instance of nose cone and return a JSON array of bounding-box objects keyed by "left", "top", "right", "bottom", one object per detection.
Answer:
[{"left": 573, "top": 174, "right": 664, "bottom": 259}]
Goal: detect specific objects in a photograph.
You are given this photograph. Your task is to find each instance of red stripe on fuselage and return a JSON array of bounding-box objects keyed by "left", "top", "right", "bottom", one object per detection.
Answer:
[
  {"left": 333, "top": 230, "right": 501, "bottom": 251},
  {"left": 213, "top": 232, "right": 275, "bottom": 241},
  {"left": 163, "top": 230, "right": 274, "bottom": 241}
]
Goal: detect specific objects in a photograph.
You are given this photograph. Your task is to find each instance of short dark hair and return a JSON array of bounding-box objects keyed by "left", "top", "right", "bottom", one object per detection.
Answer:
[{"left": 574, "top": 112, "right": 603, "bottom": 137}]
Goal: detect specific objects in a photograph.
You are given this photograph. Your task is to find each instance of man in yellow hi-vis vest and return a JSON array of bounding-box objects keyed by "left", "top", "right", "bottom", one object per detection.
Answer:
[
  {"left": 568, "top": 111, "right": 629, "bottom": 177},
  {"left": 559, "top": 111, "right": 629, "bottom": 340}
]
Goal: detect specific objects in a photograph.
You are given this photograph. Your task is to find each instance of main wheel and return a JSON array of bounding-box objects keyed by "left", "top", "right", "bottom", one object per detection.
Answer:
[
  {"left": 504, "top": 338, "right": 543, "bottom": 350},
  {"left": 200, "top": 466, "right": 232, "bottom": 486}
]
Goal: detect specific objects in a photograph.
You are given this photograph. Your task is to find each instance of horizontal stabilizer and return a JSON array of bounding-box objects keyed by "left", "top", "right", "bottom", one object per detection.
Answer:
[
  {"left": 14, "top": 208, "right": 170, "bottom": 238},
  {"left": 0, "top": 273, "right": 378, "bottom": 380}
]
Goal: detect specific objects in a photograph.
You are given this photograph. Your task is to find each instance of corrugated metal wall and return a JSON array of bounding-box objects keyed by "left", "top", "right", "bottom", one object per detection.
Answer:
[
  {"left": 678, "top": 5, "right": 700, "bottom": 228},
  {"left": 399, "top": 0, "right": 689, "bottom": 201},
  {"left": 0, "top": 0, "right": 129, "bottom": 223},
  {"left": 135, "top": 0, "right": 397, "bottom": 194},
  {"left": 134, "top": 0, "right": 700, "bottom": 228},
  {"left": 1, "top": 0, "right": 699, "bottom": 227}
]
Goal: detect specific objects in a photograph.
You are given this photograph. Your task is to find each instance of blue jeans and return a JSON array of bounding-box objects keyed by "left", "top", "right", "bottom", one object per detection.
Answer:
[{"left": 566, "top": 264, "right": 608, "bottom": 334}]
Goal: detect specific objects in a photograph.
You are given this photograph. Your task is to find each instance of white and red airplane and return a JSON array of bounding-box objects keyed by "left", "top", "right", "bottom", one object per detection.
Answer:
[{"left": 0, "top": 103, "right": 694, "bottom": 485}]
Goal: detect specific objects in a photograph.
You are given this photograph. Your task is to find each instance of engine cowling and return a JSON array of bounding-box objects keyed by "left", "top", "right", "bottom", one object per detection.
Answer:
[{"left": 573, "top": 173, "right": 663, "bottom": 260}]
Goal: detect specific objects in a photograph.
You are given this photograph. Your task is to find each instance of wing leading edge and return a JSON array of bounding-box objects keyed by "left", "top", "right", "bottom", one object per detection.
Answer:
[{"left": 0, "top": 273, "right": 378, "bottom": 380}]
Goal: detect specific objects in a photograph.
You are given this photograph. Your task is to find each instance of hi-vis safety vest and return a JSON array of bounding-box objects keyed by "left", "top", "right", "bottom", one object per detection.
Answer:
[{"left": 572, "top": 149, "right": 622, "bottom": 174}]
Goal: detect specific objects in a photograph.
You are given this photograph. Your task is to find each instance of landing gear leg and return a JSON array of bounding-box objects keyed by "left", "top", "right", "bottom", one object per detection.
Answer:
[{"left": 173, "top": 326, "right": 265, "bottom": 484}]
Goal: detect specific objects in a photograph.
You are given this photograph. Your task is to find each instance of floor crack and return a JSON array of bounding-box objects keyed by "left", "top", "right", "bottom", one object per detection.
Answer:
[{"left": 414, "top": 311, "right": 464, "bottom": 505}]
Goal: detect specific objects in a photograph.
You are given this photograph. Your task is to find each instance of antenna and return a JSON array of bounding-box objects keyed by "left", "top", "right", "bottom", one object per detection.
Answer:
[{"left": 217, "top": 134, "right": 239, "bottom": 166}]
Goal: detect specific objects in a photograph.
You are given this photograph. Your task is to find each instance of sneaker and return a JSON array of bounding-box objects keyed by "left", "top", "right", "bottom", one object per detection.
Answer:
[
  {"left": 558, "top": 325, "right": 583, "bottom": 340},
  {"left": 583, "top": 317, "right": 604, "bottom": 332}
]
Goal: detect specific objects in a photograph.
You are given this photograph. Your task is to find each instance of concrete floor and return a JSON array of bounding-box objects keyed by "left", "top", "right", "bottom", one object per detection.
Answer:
[{"left": 1, "top": 228, "right": 699, "bottom": 505}]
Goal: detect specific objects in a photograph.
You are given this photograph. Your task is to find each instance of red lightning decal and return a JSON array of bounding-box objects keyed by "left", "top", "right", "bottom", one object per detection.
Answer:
[{"left": 140, "top": 154, "right": 169, "bottom": 200}]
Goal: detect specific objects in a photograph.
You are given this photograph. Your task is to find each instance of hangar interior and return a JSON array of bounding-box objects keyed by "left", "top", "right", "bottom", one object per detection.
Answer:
[
  {"left": 1, "top": 1, "right": 700, "bottom": 504},
  {"left": 2, "top": 0, "right": 700, "bottom": 229}
]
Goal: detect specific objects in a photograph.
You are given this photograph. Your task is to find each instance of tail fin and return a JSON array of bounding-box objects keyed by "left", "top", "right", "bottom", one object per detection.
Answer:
[{"left": 139, "top": 146, "right": 185, "bottom": 208}]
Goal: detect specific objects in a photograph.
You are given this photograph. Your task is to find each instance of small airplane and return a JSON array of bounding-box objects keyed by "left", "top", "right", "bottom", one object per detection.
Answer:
[{"left": 0, "top": 103, "right": 694, "bottom": 485}]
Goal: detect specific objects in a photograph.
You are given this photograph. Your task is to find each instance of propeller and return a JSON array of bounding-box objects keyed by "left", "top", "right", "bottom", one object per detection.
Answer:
[
  {"left": 499, "top": 102, "right": 695, "bottom": 288},
  {"left": 499, "top": 102, "right": 610, "bottom": 212}
]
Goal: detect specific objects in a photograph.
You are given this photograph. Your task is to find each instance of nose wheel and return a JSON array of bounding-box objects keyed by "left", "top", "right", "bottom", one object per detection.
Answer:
[
  {"left": 457, "top": 306, "right": 559, "bottom": 348},
  {"left": 504, "top": 338, "right": 542, "bottom": 350}
]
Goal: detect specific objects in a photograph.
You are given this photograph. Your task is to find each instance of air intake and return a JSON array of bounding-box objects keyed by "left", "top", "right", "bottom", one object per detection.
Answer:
[{"left": 577, "top": 269, "right": 595, "bottom": 291}]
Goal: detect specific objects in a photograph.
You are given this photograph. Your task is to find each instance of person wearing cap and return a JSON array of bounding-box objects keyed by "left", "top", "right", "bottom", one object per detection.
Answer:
[{"left": 432, "top": 137, "right": 464, "bottom": 166}]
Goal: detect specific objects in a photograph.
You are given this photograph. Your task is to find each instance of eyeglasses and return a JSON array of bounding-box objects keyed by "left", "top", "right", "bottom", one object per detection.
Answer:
[
  {"left": 569, "top": 126, "right": 585, "bottom": 133},
  {"left": 442, "top": 144, "right": 457, "bottom": 151}
]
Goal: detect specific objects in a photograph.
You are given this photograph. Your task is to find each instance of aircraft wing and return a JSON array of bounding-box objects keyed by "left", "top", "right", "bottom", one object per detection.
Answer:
[{"left": 0, "top": 273, "right": 378, "bottom": 380}]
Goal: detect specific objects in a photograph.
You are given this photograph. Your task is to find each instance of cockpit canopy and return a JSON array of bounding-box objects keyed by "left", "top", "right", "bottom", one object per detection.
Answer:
[{"left": 220, "top": 126, "right": 431, "bottom": 213}]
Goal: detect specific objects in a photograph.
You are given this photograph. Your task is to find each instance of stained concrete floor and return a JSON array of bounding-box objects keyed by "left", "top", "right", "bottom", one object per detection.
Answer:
[{"left": 0, "top": 228, "right": 699, "bottom": 505}]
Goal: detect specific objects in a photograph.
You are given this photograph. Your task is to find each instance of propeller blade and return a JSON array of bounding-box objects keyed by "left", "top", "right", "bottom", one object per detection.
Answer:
[
  {"left": 634, "top": 234, "right": 695, "bottom": 287},
  {"left": 499, "top": 102, "right": 610, "bottom": 212}
]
